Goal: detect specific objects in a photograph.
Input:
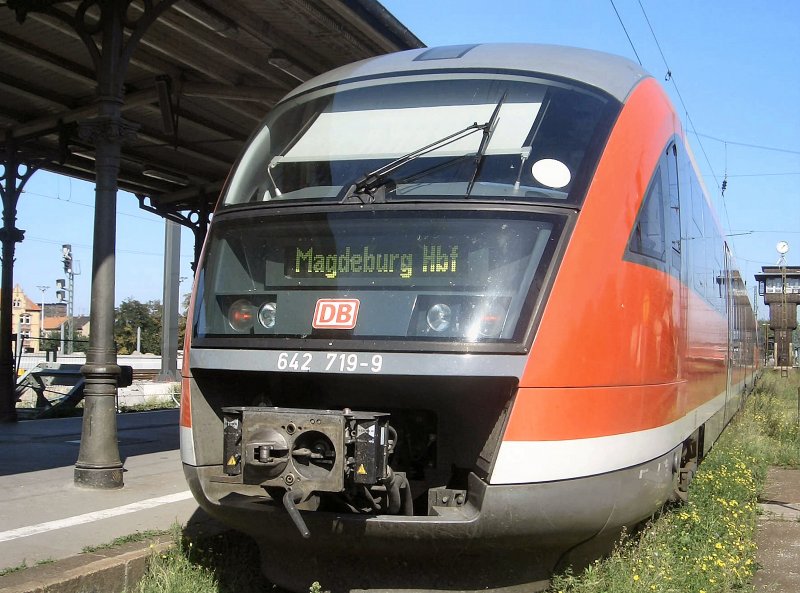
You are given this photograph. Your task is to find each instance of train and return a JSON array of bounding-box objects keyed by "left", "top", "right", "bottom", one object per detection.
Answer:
[{"left": 180, "top": 43, "right": 759, "bottom": 592}]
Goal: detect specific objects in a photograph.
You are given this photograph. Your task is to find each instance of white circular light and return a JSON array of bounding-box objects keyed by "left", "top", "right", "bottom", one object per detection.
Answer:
[
  {"left": 426, "top": 303, "right": 452, "bottom": 332},
  {"left": 777, "top": 241, "right": 789, "bottom": 255},
  {"left": 228, "top": 299, "right": 255, "bottom": 332},
  {"left": 258, "top": 302, "right": 277, "bottom": 329},
  {"left": 531, "top": 159, "right": 571, "bottom": 189}
]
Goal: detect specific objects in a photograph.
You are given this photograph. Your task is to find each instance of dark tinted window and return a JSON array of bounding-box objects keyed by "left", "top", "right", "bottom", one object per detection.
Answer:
[
  {"left": 194, "top": 210, "right": 565, "bottom": 350},
  {"left": 629, "top": 165, "right": 666, "bottom": 261}
]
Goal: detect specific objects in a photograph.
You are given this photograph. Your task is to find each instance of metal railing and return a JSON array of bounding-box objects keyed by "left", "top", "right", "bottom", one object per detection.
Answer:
[{"left": 14, "top": 336, "right": 89, "bottom": 376}]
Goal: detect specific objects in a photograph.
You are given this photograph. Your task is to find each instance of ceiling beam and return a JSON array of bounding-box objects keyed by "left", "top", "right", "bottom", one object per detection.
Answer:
[
  {"left": 206, "top": 1, "right": 336, "bottom": 72},
  {"left": 27, "top": 10, "right": 185, "bottom": 86},
  {"left": 155, "top": 178, "right": 225, "bottom": 207},
  {"left": 132, "top": 2, "right": 297, "bottom": 90},
  {"left": 133, "top": 128, "right": 232, "bottom": 171},
  {"left": 6, "top": 87, "right": 158, "bottom": 141},
  {"left": 0, "top": 30, "right": 96, "bottom": 86},
  {"left": 137, "top": 100, "right": 244, "bottom": 144},
  {"left": 180, "top": 82, "right": 284, "bottom": 104},
  {"left": 0, "top": 72, "right": 75, "bottom": 110},
  {"left": 279, "top": 0, "right": 376, "bottom": 60},
  {"left": 311, "top": 0, "right": 397, "bottom": 54}
]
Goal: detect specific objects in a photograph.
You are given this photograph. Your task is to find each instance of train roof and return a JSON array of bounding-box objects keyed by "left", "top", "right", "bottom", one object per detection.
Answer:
[{"left": 284, "top": 43, "right": 651, "bottom": 103}]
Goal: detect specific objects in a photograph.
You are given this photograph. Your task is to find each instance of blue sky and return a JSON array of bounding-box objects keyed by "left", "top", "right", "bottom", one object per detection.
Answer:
[{"left": 15, "top": 0, "right": 799, "bottom": 316}]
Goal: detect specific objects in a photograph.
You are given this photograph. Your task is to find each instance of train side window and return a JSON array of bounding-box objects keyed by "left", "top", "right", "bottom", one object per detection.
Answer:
[
  {"left": 690, "top": 170, "right": 703, "bottom": 235},
  {"left": 629, "top": 165, "right": 666, "bottom": 261}
]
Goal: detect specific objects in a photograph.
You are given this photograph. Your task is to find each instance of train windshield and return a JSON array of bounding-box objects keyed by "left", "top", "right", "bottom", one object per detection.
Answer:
[
  {"left": 193, "top": 209, "right": 565, "bottom": 350},
  {"left": 222, "top": 74, "right": 615, "bottom": 206}
]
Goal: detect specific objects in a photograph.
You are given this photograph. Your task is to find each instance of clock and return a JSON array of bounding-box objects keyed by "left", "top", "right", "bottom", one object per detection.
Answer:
[{"left": 777, "top": 241, "right": 789, "bottom": 255}]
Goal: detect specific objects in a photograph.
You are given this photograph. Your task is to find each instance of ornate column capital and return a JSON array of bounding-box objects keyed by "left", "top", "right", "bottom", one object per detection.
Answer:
[{"left": 78, "top": 115, "right": 139, "bottom": 146}]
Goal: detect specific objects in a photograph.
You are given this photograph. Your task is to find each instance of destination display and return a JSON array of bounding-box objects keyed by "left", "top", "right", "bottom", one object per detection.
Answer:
[
  {"left": 249, "top": 214, "right": 552, "bottom": 290},
  {"left": 196, "top": 211, "right": 565, "bottom": 342},
  {"left": 285, "top": 243, "right": 463, "bottom": 280}
]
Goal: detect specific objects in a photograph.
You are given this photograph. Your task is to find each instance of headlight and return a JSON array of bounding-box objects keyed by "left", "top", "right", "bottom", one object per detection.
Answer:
[
  {"left": 477, "top": 301, "right": 507, "bottom": 338},
  {"left": 228, "top": 299, "right": 256, "bottom": 332},
  {"left": 426, "top": 303, "right": 452, "bottom": 332},
  {"left": 258, "top": 302, "right": 277, "bottom": 329}
]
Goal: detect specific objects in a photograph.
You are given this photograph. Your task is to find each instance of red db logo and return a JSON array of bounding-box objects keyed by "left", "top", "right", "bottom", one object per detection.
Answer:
[{"left": 312, "top": 299, "right": 360, "bottom": 329}]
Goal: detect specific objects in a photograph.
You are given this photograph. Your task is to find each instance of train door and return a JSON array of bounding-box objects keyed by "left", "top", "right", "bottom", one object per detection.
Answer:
[
  {"left": 724, "top": 244, "right": 734, "bottom": 423},
  {"left": 665, "top": 142, "right": 686, "bottom": 378}
]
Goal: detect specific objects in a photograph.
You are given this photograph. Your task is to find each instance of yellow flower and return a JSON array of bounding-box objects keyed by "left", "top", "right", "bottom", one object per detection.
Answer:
[{"left": 633, "top": 574, "right": 640, "bottom": 581}]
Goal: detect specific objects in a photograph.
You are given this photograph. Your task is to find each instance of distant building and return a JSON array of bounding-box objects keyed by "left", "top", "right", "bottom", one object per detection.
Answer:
[
  {"left": 9, "top": 285, "right": 42, "bottom": 353},
  {"left": 2, "top": 287, "right": 89, "bottom": 354},
  {"left": 44, "top": 303, "right": 67, "bottom": 318},
  {"left": 42, "top": 315, "right": 90, "bottom": 351}
]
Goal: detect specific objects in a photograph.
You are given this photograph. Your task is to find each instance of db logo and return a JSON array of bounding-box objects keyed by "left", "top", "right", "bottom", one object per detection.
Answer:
[{"left": 312, "top": 299, "right": 360, "bottom": 329}]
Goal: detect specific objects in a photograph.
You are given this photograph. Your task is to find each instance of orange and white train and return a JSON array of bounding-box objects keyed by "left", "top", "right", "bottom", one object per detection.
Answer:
[{"left": 180, "top": 44, "right": 758, "bottom": 592}]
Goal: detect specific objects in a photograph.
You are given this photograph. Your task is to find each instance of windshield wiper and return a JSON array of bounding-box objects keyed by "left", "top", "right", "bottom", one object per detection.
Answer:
[
  {"left": 465, "top": 93, "right": 506, "bottom": 198},
  {"left": 340, "top": 104, "right": 503, "bottom": 204}
]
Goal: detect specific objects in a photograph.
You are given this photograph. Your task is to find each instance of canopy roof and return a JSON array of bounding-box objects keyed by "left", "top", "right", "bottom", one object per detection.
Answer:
[{"left": 0, "top": 0, "right": 422, "bottom": 215}]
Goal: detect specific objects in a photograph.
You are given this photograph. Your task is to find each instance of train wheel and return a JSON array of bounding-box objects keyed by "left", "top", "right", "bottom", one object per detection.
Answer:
[{"left": 671, "top": 430, "right": 701, "bottom": 503}]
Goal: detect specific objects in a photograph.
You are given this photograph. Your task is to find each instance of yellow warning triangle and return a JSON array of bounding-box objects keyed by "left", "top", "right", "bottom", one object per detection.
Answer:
[
  {"left": 357, "top": 464, "right": 367, "bottom": 475},
  {"left": 227, "top": 456, "right": 237, "bottom": 466}
]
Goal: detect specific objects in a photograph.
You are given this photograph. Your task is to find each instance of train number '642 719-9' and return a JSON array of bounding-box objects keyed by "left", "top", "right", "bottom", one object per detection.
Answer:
[{"left": 275, "top": 351, "right": 383, "bottom": 373}]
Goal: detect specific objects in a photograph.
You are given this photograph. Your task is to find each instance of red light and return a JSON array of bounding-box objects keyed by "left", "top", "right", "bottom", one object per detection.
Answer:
[{"left": 228, "top": 299, "right": 256, "bottom": 332}]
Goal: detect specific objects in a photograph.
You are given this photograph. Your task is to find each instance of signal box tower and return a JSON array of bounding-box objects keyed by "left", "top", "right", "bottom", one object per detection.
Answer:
[{"left": 755, "top": 244, "right": 800, "bottom": 368}]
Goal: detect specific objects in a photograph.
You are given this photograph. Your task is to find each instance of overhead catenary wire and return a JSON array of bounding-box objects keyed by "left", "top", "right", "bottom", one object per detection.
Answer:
[
  {"left": 22, "top": 190, "right": 161, "bottom": 223},
  {"left": 633, "top": 0, "right": 733, "bottom": 239},
  {"left": 25, "top": 234, "right": 194, "bottom": 260},
  {"left": 725, "top": 172, "right": 800, "bottom": 178},
  {"left": 608, "top": 0, "right": 643, "bottom": 66},
  {"left": 690, "top": 131, "right": 800, "bottom": 156}
]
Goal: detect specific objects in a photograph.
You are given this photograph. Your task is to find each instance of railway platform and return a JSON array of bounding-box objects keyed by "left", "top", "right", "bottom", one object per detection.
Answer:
[
  {"left": 753, "top": 468, "right": 800, "bottom": 592},
  {"left": 0, "top": 409, "right": 215, "bottom": 583}
]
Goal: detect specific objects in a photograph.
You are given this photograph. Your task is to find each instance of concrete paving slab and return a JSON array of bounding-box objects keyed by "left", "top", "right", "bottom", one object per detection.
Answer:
[
  {"left": 0, "top": 409, "right": 180, "bottom": 475},
  {"left": 0, "top": 537, "right": 174, "bottom": 593},
  {"left": 754, "top": 520, "right": 800, "bottom": 592},
  {"left": 755, "top": 468, "right": 800, "bottom": 592},
  {"left": 0, "top": 410, "right": 204, "bottom": 572}
]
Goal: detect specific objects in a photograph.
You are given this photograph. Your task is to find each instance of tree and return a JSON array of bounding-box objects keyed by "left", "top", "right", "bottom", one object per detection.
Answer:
[
  {"left": 41, "top": 330, "right": 62, "bottom": 352},
  {"left": 41, "top": 328, "right": 89, "bottom": 353},
  {"left": 114, "top": 298, "right": 162, "bottom": 355},
  {"left": 178, "top": 292, "right": 191, "bottom": 349}
]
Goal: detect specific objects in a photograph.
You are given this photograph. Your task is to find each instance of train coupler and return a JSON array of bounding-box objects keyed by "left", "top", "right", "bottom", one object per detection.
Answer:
[{"left": 221, "top": 406, "right": 394, "bottom": 535}]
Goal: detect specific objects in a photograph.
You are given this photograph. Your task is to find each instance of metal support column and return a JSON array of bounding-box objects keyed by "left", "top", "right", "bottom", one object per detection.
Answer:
[
  {"left": 159, "top": 219, "right": 180, "bottom": 380},
  {"left": 0, "top": 138, "right": 36, "bottom": 422},
  {"left": 74, "top": 111, "right": 131, "bottom": 488},
  {"left": 2, "top": 0, "right": 181, "bottom": 486}
]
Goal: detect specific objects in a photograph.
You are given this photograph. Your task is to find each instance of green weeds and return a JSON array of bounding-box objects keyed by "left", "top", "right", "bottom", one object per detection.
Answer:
[
  {"left": 549, "top": 369, "right": 800, "bottom": 593},
  {"left": 0, "top": 561, "right": 27, "bottom": 577},
  {"left": 82, "top": 529, "right": 170, "bottom": 553},
  {"left": 134, "top": 527, "right": 281, "bottom": 593}
]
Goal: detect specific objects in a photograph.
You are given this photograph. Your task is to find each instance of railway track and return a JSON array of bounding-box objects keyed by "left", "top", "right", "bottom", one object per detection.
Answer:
[{"left": 131, "top": 368, "right": 160, "bottom": 381}]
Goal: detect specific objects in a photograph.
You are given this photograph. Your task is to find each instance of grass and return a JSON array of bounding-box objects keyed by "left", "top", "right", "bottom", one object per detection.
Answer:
[
  {"left": 0, "top": 561, "right": 27, "bottom": 578},
  {"left": 133, "top": 526, "right": 283, "bottom": 593},
  {"left": 548, "top": 369, "right": 800, "bottom": 593},
  {"left": 128, "top": 370, "right": 800, "bottom": 593},
  {"left": 118, "top": 398, "right": 180, "bottom": 413},
  {"left": 82, "top": 529, "right": 170, "bottom": 553},
  {"left": 0, "top": 558, "right": 55, "bottom": 578}
]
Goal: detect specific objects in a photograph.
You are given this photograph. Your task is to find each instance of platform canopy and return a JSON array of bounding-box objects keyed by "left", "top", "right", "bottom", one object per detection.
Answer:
[{"left": 0, "top": 0, "right": 423, "bottom": 216}]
